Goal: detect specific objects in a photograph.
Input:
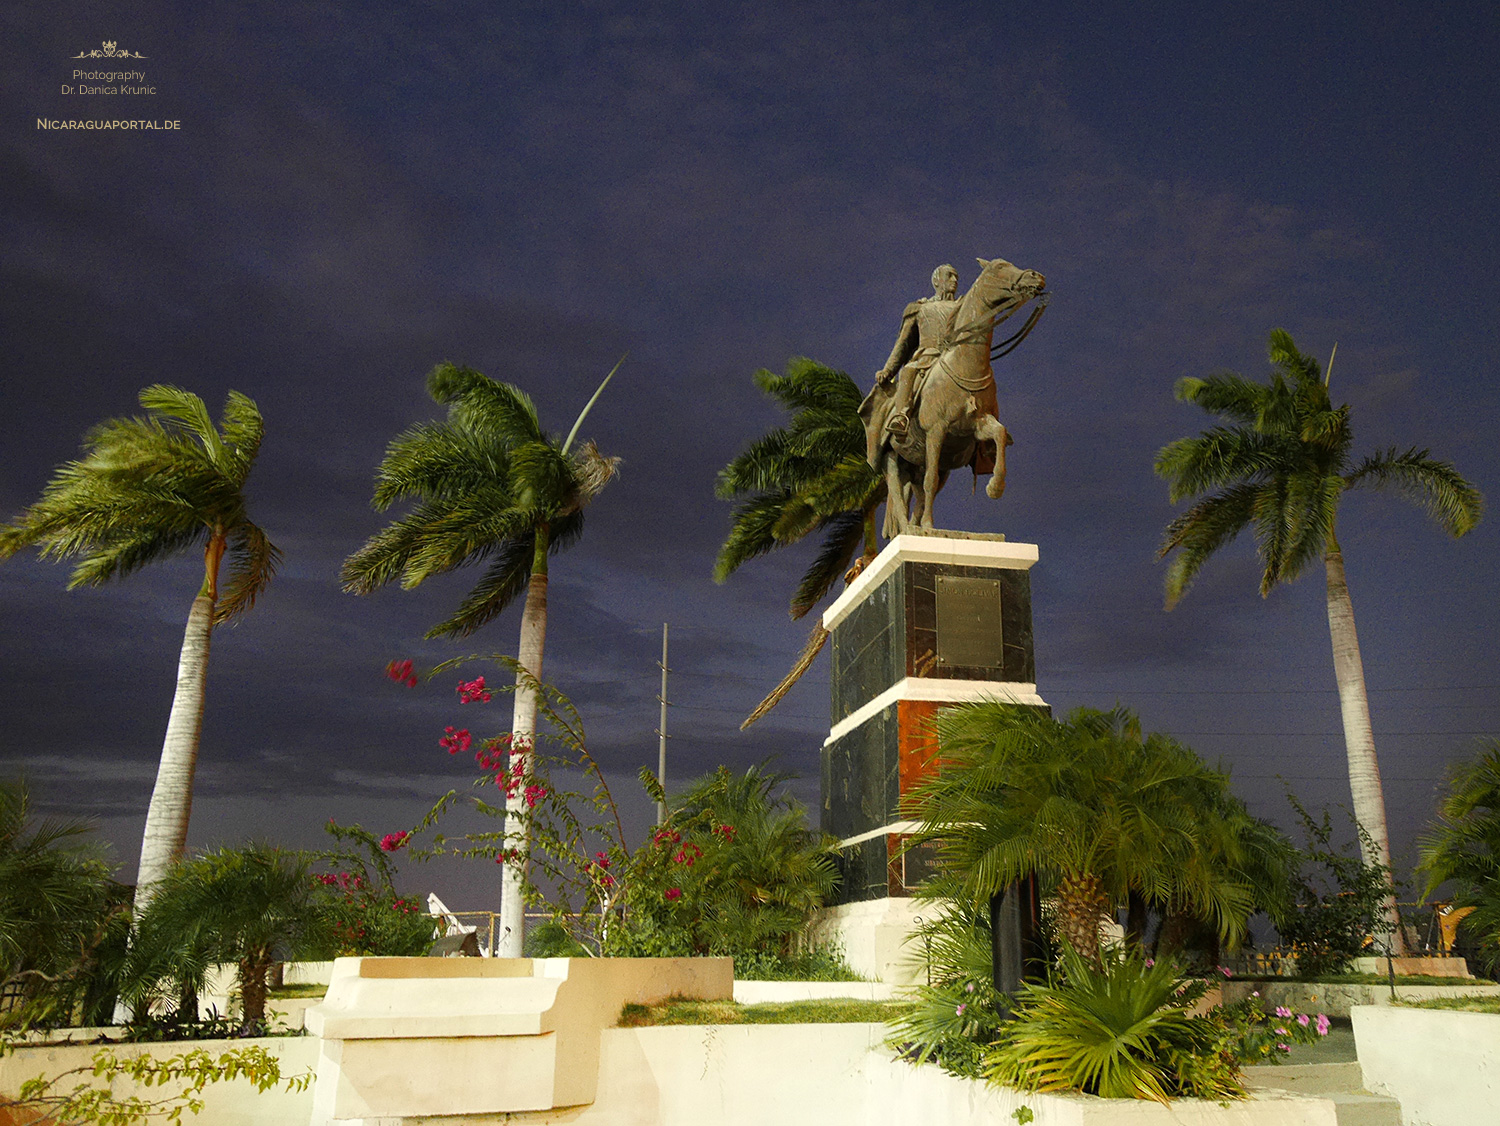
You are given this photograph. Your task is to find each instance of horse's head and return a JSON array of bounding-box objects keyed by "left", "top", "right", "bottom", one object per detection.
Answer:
[{"left": 974, "top": 257, "right": 1046, "bottom": 301}]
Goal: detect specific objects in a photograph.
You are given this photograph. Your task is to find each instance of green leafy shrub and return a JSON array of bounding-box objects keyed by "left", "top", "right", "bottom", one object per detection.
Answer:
[
  {"left": 1215, "top": 992, "right": 1331, "bottom": 1064},
  {"left": 1278, "top": 796, "right": 1392, "bottom": 975},
  {"left": 983, "top": 945, "right": 1243, "bottom": 1103}
]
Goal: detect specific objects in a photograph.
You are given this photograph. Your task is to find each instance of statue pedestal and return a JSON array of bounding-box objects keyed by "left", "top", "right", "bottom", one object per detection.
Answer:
[{"left": 814, "top": 532, "right": 1046, "bottom": 982}]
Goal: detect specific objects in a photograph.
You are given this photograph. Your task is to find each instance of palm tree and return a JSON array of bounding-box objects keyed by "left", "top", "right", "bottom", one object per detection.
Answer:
[
  {"left": 121, "top": 844, "right": 317, "bottom": 1033},
  {"left": 714, "top": 359, "right": 882, "bottom": 725},
  {"left": 342, "top": 361, "right": 619, "bottom": 956},
  {"left": 0, "top": 778, "right": 127, "bottom": 1029},
  {"left": 1155, "top": 330, "right": 1482, "bottom": 950},
  {"left": 907, "top": 703, "right": 1256, "bottom": 966},
  {"left": 1419, "top": 740, "right": 1500, "bottom": 967},
  {"left": 673, "top": 763, "right": 839, "bottom": 955},
  {"left": 0, "top": 387, "right": 280, "bottom": 908}
]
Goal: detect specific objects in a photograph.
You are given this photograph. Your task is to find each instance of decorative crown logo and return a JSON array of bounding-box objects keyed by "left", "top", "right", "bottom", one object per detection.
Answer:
[{"left": 73, "top": 39, "right": 146, "bottom": 59}]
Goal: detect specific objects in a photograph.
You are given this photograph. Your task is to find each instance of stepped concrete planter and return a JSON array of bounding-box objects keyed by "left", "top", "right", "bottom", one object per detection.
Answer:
[{"left": 1353, "top": 1004, "right": 1500, "bottom": 1126}]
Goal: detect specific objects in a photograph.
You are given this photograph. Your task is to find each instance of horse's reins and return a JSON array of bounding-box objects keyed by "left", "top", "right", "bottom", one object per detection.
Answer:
[{"left": 928, "top": 284, "right": 1050, "bottom": 393}]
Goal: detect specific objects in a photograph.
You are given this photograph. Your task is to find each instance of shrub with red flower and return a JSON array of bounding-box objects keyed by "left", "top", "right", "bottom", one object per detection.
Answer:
[
  {"left": 378, "top": 831, "right": 410, "bottom": 852},
  {"left": 385, "top": 659, "right": 419, "bottom": 687},
  {"left": 664, "top": 887, "right": 682, "bottom": 901}
]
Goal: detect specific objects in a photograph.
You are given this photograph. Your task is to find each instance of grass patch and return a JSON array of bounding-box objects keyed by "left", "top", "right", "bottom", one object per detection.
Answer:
[
  {"left": 619, "top": 996, "right": 912, "bottom": 1027},
  {"left": 1398, "top": 995, "right": 1500, "bottom": 1013},
  {"left": 268, "top": 983, "right": 327, "bottom": 998},
  {"left": 1232, "top": 973, "right": 1492, "bottom": 986}
]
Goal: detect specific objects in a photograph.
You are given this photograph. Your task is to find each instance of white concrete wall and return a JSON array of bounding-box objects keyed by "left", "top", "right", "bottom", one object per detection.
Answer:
[
  {"left": 501, "top": 1023, "right": 1338, "bottom": 1126},
  {"left": 806, "top": 897, "right": 926, "bottom": 984},
  {"left": 0, "top": 1034, "right": 317, "bottom": 1126},
  {"left": 1353, "top": 1005, "right": 1500, "bottom": 1126}
]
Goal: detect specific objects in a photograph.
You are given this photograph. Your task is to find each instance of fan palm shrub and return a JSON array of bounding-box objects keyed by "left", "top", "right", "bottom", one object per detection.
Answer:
[
  {"left": 1, "top": 388, "right": 280, "bottom": 908},
  {"left": 983, "top": 944, "right": 1242, "bottom": 1102},
  {"left": 120, "top": 844, "right": 319, "bottom": 1033},
  {"left": 714, "top": 359, "right": 882, "bottom": 725},
  {"left": 1156, "top": 329, "right": 1482, "bottom": 949},
  {"left": 343, "top": 361, "right": 620, "bottom": 956}
]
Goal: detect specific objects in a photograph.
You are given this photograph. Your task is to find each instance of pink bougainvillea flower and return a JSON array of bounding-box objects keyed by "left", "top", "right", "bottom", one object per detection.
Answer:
[
  {"left": 600, "top": 874, "right": 616, "bottom": 888},
  {"left": 594, "top": 851, "right": 610, "bottom": 869},
  {"left": 440, "top": 727, "right": 473, "bottom": 755},
  {"left": 1315, "top": 1014, "right": 1331, "bottom": 1036},
  {"left": 523, "top": 784, "right": 547, "bottom": 808},
  {"left": 386, "top": 659, "right": 418, "bottom": 687},
  {"left": 379, "top": 831, "right": 410, "bottom": 852},
  {"left": 456, "top": 677, "right": 492, "bottom": 704},
  {"left": 664, "top": 887, "right": 682, "bottom": 901}
]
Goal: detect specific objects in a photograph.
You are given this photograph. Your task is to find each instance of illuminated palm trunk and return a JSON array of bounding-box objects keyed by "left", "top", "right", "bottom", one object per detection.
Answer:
[
  {"left": 498, "top": 528, "right": 549, "bottom": 958},
  {"left": 1324, "top": 540, "right": 1407, "bottom": 954},
  {"left": 134, "top": 592, "right": 215, "bottom": 906}
]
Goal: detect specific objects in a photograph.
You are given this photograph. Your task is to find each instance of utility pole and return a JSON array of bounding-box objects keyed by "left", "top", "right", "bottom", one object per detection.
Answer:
[{"left": 656, "top": 623, "right": 669, "bottom": 825}]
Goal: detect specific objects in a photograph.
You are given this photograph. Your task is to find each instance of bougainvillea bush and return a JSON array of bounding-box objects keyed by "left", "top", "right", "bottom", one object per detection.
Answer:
[
  {"left": 383, "top": 658, "right": 843, "bottom": 973},
  {"left": 305, "top": 821, "right": 436, "bottom": 957}
]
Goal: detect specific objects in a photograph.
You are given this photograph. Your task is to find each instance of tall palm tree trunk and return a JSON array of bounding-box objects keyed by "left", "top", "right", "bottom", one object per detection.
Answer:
[
  {"left": 134, "top": 593, "right": 214, "bottom": 909},
  {"left": 1324, "top": 539, "right": 1407, "bottom": 954},
  {"left": 498, "top": 530, "right": 549, "bottom": 957}
]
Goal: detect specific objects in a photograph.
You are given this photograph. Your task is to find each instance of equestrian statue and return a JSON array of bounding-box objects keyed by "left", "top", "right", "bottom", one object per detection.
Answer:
[{"left": 861, "top": 257, "right": 1047, "bottom": 534}]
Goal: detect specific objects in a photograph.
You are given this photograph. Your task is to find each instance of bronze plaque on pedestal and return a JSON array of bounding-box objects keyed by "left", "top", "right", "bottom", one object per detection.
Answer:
[{"left": 935, "top": 575, "right": 1002, "bottom": 669}]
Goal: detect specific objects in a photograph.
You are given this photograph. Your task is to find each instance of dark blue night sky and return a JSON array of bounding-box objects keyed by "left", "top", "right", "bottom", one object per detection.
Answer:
[{"left": 3, "top": 2, "right": 1498, "bottom": 908}]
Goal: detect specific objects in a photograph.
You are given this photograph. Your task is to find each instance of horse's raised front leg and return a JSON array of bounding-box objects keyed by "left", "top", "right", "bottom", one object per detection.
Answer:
[
  {"left": 974, "top": 414, "right": 1011, "bottom": 500},
  {"left": 921, "top": 422, "right": 946, "bottom": 528}
]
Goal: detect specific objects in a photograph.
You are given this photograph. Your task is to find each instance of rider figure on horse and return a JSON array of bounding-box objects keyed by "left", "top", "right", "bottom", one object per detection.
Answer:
[{"left": 863, "top": 263, "right": 960, "bottom": 467}]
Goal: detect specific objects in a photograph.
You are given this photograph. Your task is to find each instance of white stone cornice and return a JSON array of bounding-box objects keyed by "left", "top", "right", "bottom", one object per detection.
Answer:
[
  {"left": 824, "top": 677, "right": 1046, "bottom": 745},
  {"left": 822, "top": 533, "right": 1038, "bottom": 632}
]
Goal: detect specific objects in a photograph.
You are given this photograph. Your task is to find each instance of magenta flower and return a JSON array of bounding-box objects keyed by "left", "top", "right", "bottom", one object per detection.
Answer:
[
  {"left": 523, "top": 784, "right": 547, "bottom": 808},
  {"left": 457, "top": 677, "right": 492, "bottom": 704},
  {"left": 1297, "top": 1013, "right": 1310, "bottom": 1027},
  {"left": 385, "top": 659, "right": 418, "bottom": 687},
  {"left": 378, "top": 831, "right": 410, "bottom": 852},
  {"left": 665, "top": 887, "right": 682, "bottom": 901},
  {"left": 1315, "top": 1014, "right": 1331, "bottom": 1036},
  {"left": 1275, "top": 1006, "right": 1293, "bottom": 1019},
  {"left": 1218, "top": 965, "right": 1232, "bottom": 978},
  {"left": 440, "top": 726, "right": 473, "bottom": 754},
  {"left": 955, "top": 1003, "right": 967, "bottom": 1016}
]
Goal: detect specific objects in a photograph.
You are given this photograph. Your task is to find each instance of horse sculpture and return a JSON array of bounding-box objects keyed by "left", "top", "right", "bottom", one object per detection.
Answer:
[{"left": 863, "top": 257, "right": 1046, "bottom": 534}]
